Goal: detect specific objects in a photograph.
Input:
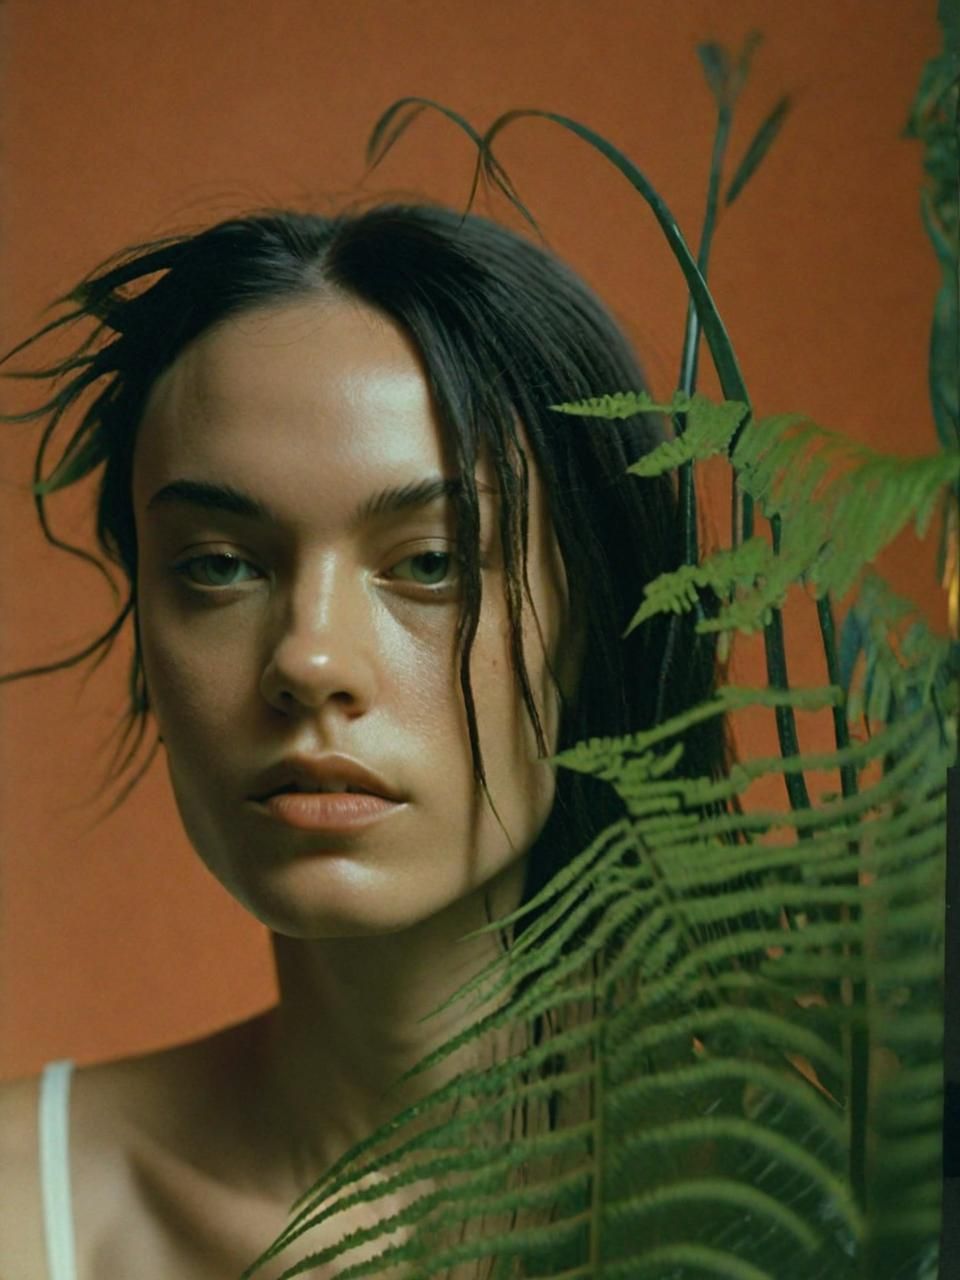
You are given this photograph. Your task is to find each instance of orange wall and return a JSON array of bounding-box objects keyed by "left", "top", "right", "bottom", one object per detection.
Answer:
[{"left": 0, "top": 0, "right": 944, "bottom": 1079}]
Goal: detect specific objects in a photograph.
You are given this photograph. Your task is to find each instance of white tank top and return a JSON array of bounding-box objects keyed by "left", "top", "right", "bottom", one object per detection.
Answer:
[{"left": 38, "top": 1060, "right": 77, "bottom": 1280}]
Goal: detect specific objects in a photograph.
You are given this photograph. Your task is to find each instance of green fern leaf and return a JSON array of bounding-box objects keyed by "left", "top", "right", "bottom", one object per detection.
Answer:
[
  {"left": 550, "top": 389, "right": 691, "bottom": 420},
  {"left": 622, "top": 537, "right": 774, "bottom": 636},
  {"left": 626, "top": 395, "right": 750, "bottom": 477}
]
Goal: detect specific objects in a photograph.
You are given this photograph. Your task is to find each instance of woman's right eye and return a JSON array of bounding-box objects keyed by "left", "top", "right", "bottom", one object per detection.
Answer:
[{"left": 173, "top": 553, "right": 263, "bottom": 589}]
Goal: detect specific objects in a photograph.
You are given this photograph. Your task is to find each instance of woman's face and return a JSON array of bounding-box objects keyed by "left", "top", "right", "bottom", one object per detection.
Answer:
[{"left": 132, "top": 296, "right": 576, "bottom": 937}]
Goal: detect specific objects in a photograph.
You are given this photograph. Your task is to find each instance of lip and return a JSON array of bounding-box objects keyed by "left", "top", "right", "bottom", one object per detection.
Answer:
[
  {"left": 251, "top": 753, "right": 404, "bottom": 804},
  {"left": 254, "top": 790, "right": 406, "bottom": 833}
]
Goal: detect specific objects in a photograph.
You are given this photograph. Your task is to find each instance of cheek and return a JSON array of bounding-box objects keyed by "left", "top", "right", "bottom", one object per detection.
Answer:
[
  {"left": 139, "top": 606, "right": 251, "bottom": 747},
  {"left": 469, "top": 593, "right": 560, "bottom": 811},
  {"left": 518, "top": 601, "right": 566, "bottom": 754}
]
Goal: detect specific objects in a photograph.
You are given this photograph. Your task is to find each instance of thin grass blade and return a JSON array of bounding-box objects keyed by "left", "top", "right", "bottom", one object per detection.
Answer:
[
  {"left": 725, "top": 95, "right": 792, "bottom": 207},
  {"left": 478, "top": 109, "right": 750, "bottom": 411}
]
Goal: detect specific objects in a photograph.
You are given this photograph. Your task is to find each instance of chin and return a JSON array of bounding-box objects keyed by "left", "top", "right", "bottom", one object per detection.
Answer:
[{"left": 214, "top": 860, "right": 467, "bottom": 940}]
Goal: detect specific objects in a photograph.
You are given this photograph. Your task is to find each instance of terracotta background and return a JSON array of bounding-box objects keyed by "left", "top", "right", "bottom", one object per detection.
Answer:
[{"left": 0, "top": 0, "right": 946, "bottom": 1081}]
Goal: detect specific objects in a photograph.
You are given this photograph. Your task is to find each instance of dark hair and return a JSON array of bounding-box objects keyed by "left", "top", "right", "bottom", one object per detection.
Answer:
[{"left": 1, "top": 202, "right": 734, "bottom": 956}]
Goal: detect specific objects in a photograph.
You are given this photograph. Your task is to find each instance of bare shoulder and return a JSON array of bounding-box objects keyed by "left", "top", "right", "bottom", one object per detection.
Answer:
[
  {"left": 0, "top": 1018, "right": 283, "bottom": 1280},
  {"left": 0, "top": 1072, "right": 46, "bottom": 1280},
  {"left": 0, "top": 1027, "right": 245, "bottom": 1280},
  {"left": 0, "top": 1060, "right": 145, "bottom": 1280}
]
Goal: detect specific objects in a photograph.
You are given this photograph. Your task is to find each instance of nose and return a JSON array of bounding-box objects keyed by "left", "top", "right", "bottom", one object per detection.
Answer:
[{"left": 259, "top": 561, "right": 377, "bottom": 718}]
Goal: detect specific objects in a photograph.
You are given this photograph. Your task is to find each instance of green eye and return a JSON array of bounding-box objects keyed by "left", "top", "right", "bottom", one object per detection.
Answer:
[
  {"left": 392, "top": 551, "right": 461, "bottom": 588},
  {"left": 176, "top": 553, "right": 262, "bottom": 588}
]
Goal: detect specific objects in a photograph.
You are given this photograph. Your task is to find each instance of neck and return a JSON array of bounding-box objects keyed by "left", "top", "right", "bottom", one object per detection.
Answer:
[{"left": 250, "top": 858, "right": 528, "bottom": 1200}]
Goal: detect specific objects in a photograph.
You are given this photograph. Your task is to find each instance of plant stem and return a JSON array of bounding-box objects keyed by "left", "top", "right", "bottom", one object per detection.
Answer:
[
  {"left": 762, "top": 514, "right": 811, "bottom": 814},
  {"left": 676, "top": 104, "right": 732, "bottom": 578},
  {"left": 675, "top": 79, "right": 823, "bottom": 962},
  {"left": 657, "top": 98, "right": 735, "bottom": 709},
  {"left": 588, "top": 954, "right": 605, "bottom": 1275},
  {"left": 817, "top": 592, "right": 860, "bottom": 804},
  {"left": 679, "top": 104, "right": 731, "bottom": 402},
  {"left": 816, "top": 591, "right": 869, "bottom": 1215}
]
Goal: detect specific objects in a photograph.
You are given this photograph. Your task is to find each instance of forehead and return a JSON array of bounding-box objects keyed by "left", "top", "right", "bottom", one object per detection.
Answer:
[{"left": 132, "top": 298, "right": 503, "bottom": 520}]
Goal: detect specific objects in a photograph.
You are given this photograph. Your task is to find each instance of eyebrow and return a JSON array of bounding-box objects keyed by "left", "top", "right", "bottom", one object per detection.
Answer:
[{"left": 145, "top": 475, "right": 498, "bottom": 528}]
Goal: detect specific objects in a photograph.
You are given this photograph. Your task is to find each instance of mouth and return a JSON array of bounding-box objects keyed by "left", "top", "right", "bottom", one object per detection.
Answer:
[
  {"left": 252, "top": 788, "right": 406, "bottom": 833},
  {"left": 258, "top": 783, "right": 381, "bottom": 800},
  {"left": 251, "top": 755, "right": 404, "bottom": 805}
]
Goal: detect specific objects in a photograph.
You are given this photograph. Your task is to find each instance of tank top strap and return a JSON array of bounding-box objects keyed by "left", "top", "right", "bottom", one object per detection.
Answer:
[{"left": 38, "top": 1060, "right": 77, "bottom": 1280}]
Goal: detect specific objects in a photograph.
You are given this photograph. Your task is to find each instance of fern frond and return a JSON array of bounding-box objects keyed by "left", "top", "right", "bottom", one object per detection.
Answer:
[
  {"left": 732, "top": 415, "right": 960, "bottom": 600},
  {"left": 549, "top": 391, "right": 750, "bottom": 478},
  {"left": 626, "top": 396, "right": 751, "bottom": 476},
  {"left": 840, "top": 567, "right": 957, "bottom": 735},
  {"left": 242, "top": 655, "right": 949, "bottom": 1279},
  {"left": 623, "top": 537, "right": 774, "bottom": 636},
  {"left": 550, "top": 389, "right": 692, "bottom": 420}
]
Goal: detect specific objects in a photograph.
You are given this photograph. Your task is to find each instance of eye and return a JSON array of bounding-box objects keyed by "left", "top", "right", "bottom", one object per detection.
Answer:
[
  {"left": 174, "top": 552, "right": 263, "bottom": 589},
  {"left": 388, "top": 549, "right": 463, "bottom": 590}
]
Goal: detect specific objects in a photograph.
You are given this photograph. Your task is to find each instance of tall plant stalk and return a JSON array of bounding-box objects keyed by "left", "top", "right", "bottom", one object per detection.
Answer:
[{"left": 671, "top": 36, "right": 869, "bottom": 1210}]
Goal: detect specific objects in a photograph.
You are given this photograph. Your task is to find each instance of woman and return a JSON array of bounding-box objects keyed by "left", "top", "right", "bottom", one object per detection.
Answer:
[{"left": 0, "top": 204, "right": 729, "bottom": 1278}]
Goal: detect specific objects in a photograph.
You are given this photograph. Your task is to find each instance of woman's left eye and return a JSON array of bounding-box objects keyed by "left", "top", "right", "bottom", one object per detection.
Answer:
[
  {"left": 174, "top": 553, "right": 263, "bottom": 589},
  {"left": 388, "top": 550, "right": 462, "bottom": 590}
]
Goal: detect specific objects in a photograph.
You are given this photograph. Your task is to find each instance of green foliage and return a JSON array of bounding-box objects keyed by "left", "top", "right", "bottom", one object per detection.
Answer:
[
  {"left": 594, "top": 401, "right": 959, "bottom": 641},
  {"left": 241, "top": 23, "right": 954, "bottom": 1280},
  {"left": 903, "top": 26, "right": 959, "bottom": 455},
  {"left": 724, "top": 96, "right": 791, "bottom": 209},
  {"left": 623, "top": 538, "right": 774, "bottom": 636},
  {"left": 839, "top": 568, "right": 957, "bottom": 781},
  {"left": 612, "top": 411, "right": 960, "bottom": 637},
  {"left": 551, "top": 392, "right": 749, "bottom": 475},
  {"left": 732, "top": 420, "right": 959, "bottom": 599},
  {"left": 697, "top": 31, "right": 763, "bottom": 109},
  {"left": 242, "top": 649, "right": 951, "bottom": 1279},
  {"left": 696, "top": 30, "right": 794, "bottom": 212},
  {"left": 239, "top": 386, "right": 955, "bottom": 1278}
]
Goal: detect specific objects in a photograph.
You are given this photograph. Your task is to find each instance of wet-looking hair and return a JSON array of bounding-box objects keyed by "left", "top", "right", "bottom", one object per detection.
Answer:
[{"left": 1, "top": 202, "right": 734, "bottom": 954}]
